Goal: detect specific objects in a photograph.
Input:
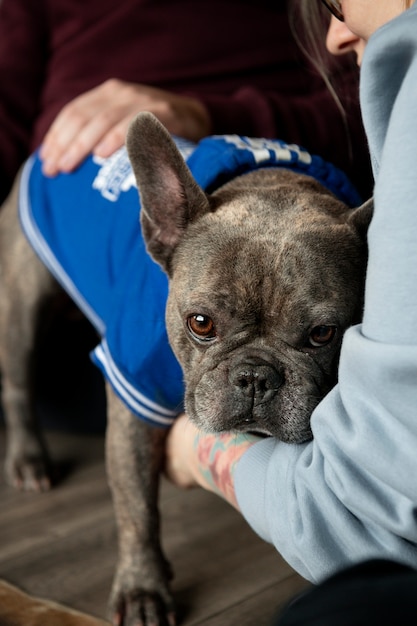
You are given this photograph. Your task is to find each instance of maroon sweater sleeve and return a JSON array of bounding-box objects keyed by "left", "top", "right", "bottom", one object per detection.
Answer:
[
  {"left": 0, "top": 0, "right": 47, "bottom": 202},
  {"left": 0, "top": 0, "right": 372, "bottom": 203}
]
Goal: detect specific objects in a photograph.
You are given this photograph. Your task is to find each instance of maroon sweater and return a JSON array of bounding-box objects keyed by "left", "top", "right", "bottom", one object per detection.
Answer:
[{"left": 0, "top": 0, "right": 372, "bottom": 202}]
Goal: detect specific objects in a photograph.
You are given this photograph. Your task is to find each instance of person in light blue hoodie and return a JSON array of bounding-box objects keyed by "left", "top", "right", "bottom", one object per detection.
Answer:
[{"left": 165, "top": 0, "right": 417, "bottom": 620}]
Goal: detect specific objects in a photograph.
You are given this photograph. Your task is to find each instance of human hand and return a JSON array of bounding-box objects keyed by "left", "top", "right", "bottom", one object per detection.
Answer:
[
  {"left": 164, "top": 414, "right": 201, "bottom": 489},
  {"left": 40, "top": 78, "right": 211, "bottom": 176},
  {"left": 164, "top": 414, "right": 261, "bottom": 510}
]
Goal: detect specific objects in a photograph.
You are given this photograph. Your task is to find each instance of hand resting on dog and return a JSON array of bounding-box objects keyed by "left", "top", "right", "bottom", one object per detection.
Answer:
[{"left": 40, "top": 79, "right": 211, "bottom": 177}]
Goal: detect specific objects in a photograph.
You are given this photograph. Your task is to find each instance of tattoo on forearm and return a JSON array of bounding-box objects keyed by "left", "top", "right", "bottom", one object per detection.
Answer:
[{"left": 194, "top": 432, "right": 256, "bottom": 509}]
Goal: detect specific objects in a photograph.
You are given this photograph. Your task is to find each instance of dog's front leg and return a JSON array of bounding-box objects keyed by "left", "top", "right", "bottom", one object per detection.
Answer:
[
  {"left": 0, "top": 178, "right": 57, "bottom": 491},
  {"left": 105, "top": 383, "right": 174, "bottom": 626}
]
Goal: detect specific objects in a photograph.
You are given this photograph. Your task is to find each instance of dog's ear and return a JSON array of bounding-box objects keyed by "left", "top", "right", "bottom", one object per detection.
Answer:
[
  {"left": 126, "top": 112, "right": 210, "bottom": 274},
  {"left": 347, "top": 197, "right": 373, "bottom": 241}
]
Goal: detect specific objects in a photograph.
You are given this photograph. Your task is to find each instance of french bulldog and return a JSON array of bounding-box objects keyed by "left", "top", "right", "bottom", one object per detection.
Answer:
[
  {"left": 128, "top": 113, "right": 372, "bottom": 443},
  {"left": 0, "top": 111, "right": 372, "bottom": 626}
]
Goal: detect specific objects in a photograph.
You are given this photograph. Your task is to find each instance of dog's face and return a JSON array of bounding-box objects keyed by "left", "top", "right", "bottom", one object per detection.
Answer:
[{"left": 127, "top": 113, "right": 372, "bottom": 443}]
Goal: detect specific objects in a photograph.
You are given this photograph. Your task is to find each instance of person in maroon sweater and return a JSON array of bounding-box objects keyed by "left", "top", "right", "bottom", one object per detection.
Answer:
[{"left": 0, "top": 0, "right": 372, "bottom": 205}]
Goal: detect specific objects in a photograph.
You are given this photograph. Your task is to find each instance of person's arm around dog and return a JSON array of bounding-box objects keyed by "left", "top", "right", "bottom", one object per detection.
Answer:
[{"left": 164, "top": 413, "right": 261, "bottom": 510}]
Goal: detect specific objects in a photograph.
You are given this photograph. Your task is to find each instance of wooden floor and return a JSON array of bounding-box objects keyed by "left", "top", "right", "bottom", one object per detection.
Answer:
[{"left": 0, "top": 425, "right": 308, "bottom": 625}]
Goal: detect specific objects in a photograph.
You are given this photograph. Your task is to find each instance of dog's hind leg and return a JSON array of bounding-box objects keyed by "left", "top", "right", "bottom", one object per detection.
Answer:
[
  {"left": 105, "top": 382, "right": 174, "bottom": 626},
  {"left": 0, "top": 176, "right": 60, "bottom": 491}
]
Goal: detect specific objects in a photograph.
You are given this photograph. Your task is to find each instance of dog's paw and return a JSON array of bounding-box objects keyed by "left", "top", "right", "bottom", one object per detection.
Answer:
[
  {"left": 109, "top": 565, "right": 175, "bottom": 626},
  {"left": 110, "top": 588, "right": 176, "bottom": 626},
  {"left": 5, "top": 451, "right": 52, "bottom": 492}
]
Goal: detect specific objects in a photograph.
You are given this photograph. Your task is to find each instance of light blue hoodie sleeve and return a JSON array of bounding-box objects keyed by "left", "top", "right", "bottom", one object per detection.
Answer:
[{"left": 235, "top": 4, "right": 417, "bottom": 583}]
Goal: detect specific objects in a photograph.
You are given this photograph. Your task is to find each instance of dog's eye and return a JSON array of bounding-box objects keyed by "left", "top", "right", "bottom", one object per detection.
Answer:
[
  {"left": 308, "top": 325, "right": 336, "bottom": 348},
  {"left": 187, "top": 314, "right": 217, "bottom": 341}
]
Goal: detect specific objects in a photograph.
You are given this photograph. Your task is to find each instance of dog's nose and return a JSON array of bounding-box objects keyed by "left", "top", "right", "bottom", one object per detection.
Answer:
[{"left": 229, "top": 363, "right": 282, "bottom": 403}]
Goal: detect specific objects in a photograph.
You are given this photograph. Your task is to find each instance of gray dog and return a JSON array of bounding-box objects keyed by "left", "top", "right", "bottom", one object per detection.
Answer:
[{"left": 0, "top": 111, "right": 371, "bottom": 626}]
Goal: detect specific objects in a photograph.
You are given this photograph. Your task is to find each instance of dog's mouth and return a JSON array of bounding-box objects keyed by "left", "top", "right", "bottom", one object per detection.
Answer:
[
  {"left": 185, "top": 349, "right": 330, "bottom": 443},
  {"left": 234, "top": 420, "right": 275, "bottom": 437},
  {"left": 188, "top": 393, "right": 314, "bottom": 442}
]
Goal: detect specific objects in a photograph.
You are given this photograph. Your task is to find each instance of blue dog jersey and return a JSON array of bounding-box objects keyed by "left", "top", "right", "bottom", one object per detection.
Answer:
[{"left": 18, "top": 134, "right": 362, "bottom": 427}]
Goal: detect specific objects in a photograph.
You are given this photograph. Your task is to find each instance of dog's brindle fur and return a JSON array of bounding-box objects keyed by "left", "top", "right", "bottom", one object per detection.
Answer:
[{"left": 0, "top": 112, "right": 372, "bottom": 625}]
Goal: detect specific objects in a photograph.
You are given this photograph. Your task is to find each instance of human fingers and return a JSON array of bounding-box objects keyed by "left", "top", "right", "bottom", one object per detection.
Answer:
[
  {"left": 40, "top": 80, "right": 211, "bottom": 175},
  {"left": 43, "top": 114, "right": 123, "bottom": 175},
  {"left": 93, "top": 115, "right": 133, "bottom": 158},
  {"left": 40, "top": 79, "right": 137, "bottom": 175},
  {"left": 40, "top": 88, "right": 108, "bottom": 176}
]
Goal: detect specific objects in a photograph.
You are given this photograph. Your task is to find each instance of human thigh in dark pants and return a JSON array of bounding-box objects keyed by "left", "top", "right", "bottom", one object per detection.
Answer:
[{"left": 274, "top": 559, "right": 417, "bottom": 626}]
